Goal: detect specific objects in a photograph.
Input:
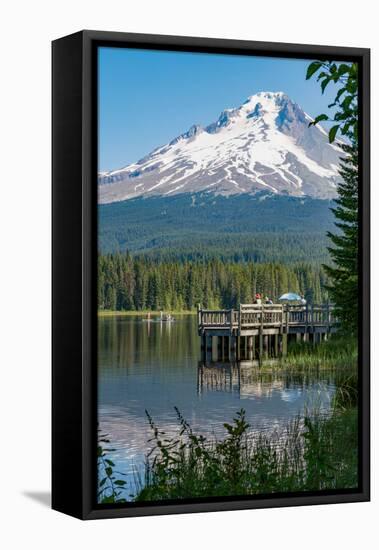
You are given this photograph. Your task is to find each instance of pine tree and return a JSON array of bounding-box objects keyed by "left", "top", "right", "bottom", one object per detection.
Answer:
[{"left": 323, "top": 143, "right": 358, "bottom": 334}]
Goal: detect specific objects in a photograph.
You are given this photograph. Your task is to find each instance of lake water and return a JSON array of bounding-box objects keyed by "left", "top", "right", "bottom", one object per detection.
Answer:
[{"left": 98, "top": 314, "right": 336, "bottom": 499}]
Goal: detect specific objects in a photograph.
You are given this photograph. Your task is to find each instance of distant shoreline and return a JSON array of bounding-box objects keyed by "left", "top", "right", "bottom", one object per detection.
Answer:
[{"left": 98, "top": 310, "right": 197, "bottom": 317}]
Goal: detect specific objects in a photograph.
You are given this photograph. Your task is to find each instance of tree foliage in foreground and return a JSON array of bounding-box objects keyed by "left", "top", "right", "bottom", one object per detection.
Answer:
[
  {"left": 307, "top": 60, "right": 359, "bottom": 334},
  {"left": 323, "top": 144, "right": 358, "bottom": 333},
  {"left": 306, "top": 60, "right": 358, "bottom": 143}
]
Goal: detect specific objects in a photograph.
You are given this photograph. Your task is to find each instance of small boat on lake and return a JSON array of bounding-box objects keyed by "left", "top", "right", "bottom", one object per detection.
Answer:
[
  {"left": 142, "top": 312, "right": 176, "bottom": 322},
  {"left": 159, "top": 312, "right": 175, "bottom": 322}
]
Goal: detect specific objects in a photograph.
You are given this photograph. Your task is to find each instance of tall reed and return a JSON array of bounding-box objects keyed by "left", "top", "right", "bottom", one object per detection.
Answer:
[{"left": 133, "top": 405, "right": 358, "bottom": 501}]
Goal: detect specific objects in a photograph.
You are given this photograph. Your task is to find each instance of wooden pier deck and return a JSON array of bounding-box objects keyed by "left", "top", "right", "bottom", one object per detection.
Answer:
[{"left": 198, "top": 303, "right": 336, "bottom": 362}]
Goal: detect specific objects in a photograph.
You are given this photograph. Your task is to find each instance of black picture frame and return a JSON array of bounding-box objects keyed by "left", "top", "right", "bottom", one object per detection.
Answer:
[{"left": 52, "top": 30, "right": 370, "bottom": 520}]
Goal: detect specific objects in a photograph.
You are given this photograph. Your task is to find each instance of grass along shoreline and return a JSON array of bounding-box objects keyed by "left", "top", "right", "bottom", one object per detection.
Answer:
[
  {"left": 98, "top": 403, "right": 358, "bottom": 503},
  {"left": 282, "top": 336, "right": 358, "bottom": 371}
]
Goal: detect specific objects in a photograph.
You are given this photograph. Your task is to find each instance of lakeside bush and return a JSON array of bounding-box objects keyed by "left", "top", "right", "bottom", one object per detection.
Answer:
[{"left": 132, "top": 406, "right": 357, "bottom": 502}]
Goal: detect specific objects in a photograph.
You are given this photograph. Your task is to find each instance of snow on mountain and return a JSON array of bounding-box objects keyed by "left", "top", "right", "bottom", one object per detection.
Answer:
[{"left": 98, "top": 91, "right": 343, "bottom": 204}]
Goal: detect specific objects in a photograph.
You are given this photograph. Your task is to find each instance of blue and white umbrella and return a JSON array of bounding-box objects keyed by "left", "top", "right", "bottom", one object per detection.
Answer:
[{"left": 278, "top": 292, "right": 302, "bottom": 301}]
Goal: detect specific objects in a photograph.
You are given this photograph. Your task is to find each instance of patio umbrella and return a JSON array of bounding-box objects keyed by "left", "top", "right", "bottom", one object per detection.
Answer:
[{"left": 278, "top": 292, "right": 302, "bottom": 301}]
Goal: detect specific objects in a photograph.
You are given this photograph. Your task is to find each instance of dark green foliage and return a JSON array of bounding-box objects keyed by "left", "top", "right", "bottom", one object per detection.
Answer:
[
  {"left": 97, "top": 432, "right": 127, "bottom": 504},
  {"left": 307, "top": 60, "right": 359, "bottom": 335},
  {"left": 99, "top": 192, "right": 334, "bottom": 264},
  {"left": 306, "top": 61, "right": 358, "bottom": 142},
  {"left": 134, "top": 407, "right": 358, "bottom": 501},
  {"left": 98, "top": 254, "right": 330, "bottom": 311},
  {"left": 323, "top": 144, "right": 358, "bottom": 334}
]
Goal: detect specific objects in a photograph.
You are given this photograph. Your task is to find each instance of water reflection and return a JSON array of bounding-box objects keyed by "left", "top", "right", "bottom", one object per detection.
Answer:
[
  {"left": 98, "top": 315, "right": 336, "bottom": 497},
  {"left": 197, "top": 361, "right": 336, "bottom": 402}
]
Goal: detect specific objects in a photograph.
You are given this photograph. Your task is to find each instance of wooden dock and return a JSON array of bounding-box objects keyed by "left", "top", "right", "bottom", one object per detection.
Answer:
[{"left": 198, "top": 303, "right": 336, "bottom": 362}]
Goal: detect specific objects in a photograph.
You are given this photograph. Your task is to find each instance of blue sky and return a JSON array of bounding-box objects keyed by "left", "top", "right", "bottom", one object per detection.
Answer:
[{"left": 99, "top": 47, "right": 340, "bottom": 172}]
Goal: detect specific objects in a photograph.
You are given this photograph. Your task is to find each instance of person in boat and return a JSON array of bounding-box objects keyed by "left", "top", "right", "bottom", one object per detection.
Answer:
[
  {"left": 160, "top": 311, "right": 175, "bottom": 322},
  {"left": 254, "top": 293, "right": 262, "bottom": 305},
  {"left": 265, "top": 296, "right": 273, "bottom": 304}
]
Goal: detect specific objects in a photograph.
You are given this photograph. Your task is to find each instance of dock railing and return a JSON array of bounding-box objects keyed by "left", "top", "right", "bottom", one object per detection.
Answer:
[{"left": 198, "top": 303, "right": 336, "bottom": 333}]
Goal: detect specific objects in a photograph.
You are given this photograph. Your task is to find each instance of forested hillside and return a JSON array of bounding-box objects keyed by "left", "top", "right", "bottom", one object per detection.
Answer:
[
  {"left": 99, "top": 192, "right": 334, "bottom": 265},
  {"left": 98, "top": 254, "right": 329, "bottom": 311}
]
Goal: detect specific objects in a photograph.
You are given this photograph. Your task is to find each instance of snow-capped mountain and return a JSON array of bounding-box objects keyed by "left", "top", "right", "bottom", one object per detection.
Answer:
[{"left": 99, "top": 91, "right": 343, "bottom": 204}]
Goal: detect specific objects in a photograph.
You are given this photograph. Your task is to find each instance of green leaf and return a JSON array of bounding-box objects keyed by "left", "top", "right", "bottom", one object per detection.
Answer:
[
  {"left": 101, "top": 495, "right": 115, "bottom": 504},
  {"left": 309, "top": 113, "right": 329, "bottom": 128},
  {"left": 337, "top": 63, "right": 351, "bottom": 77},
  {"left": 334, "top": 111, "right": 349, "bottom": 122},
  {"left": 316, "top": 71, "right": 329, "bottom": 81},
  {"left": 114, "top": 480, "right": 127, "bottom": 486},
  {"left": 97, "top": 446, "right": 104, "bottom": 457},
  {"left": 321, "top": 77, "right": 331, "bottom": 94},
  {"left": 306, "top": 61, "right": 323, "bottom": 80},
  {"left": 340, "top": 122, "right": 351, "bottom": 136},
  {"left": 341, "top": 94, "right": 354, "bottom": 111},
  {"left": 329, "top": 125, "right": 339, "bottom": 143},
  {"left": 346, "top": 78, "right": 357, "bottom": 94},
  {"left": 328, "top": 87, "right": 347, "bottom": 108},
  {"left": 105, "top": 459, "right": 115, "bottom": 467}
]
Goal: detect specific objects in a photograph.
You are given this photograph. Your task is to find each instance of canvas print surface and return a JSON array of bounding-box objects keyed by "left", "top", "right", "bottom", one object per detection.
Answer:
[{"left": 97, "top": 47, "right": 359, "bottom": 504}]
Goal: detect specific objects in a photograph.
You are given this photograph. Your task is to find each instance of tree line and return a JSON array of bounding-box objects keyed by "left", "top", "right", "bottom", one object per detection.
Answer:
[{"left": 98, "top": 253, "right": 329, "bottom": 312}]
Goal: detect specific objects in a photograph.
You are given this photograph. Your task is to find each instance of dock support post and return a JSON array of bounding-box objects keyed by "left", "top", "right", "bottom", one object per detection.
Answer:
[
  {"left": 247, "top": 336, "right": 253, "bottom": 350},
  {"left": 274, "top": 333, "right": 278, "bottom": 357},
  {"left": 264, "top": 335, "right": 269, "bottom": 359},
  {"left": 201, "top": 333, "right": 206, "bottom": 359},
  {"left": 282, "top": 333, "right": 287, "bottom": 357},
  {"left": 246, "top": 336, "right": 254, "bottom": 361},
  {"left": 212, "top": 336, "right": 218, "bottom": 362},
  {"left": 229, "top": 336, "right": 236, "bottom": 361}
]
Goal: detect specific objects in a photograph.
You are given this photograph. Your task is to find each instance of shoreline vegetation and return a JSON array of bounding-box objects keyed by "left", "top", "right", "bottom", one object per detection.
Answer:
[
  {"left": 98, "top": 402, "right": 358, "bottom": 504},
  {"left": 281, "top": 336, "right": 357, "bottom": 371}
]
